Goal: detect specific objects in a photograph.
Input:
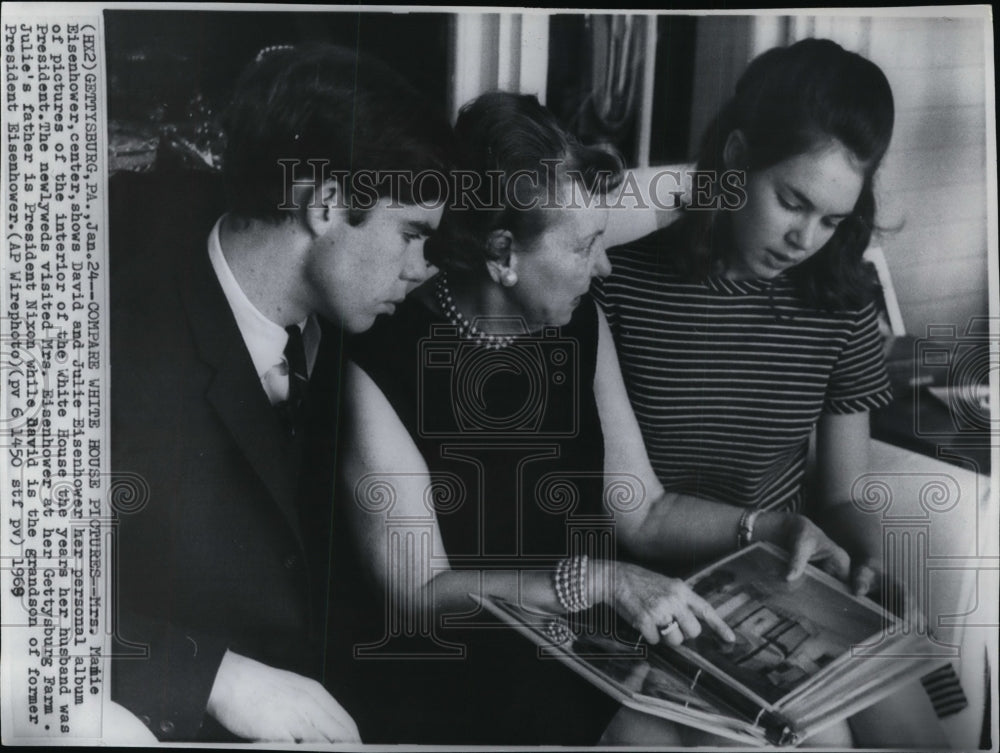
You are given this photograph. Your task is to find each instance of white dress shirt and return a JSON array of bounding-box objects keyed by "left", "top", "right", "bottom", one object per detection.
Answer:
[{"left": 207, "top": 216, "right": 320, "bottom": 405}]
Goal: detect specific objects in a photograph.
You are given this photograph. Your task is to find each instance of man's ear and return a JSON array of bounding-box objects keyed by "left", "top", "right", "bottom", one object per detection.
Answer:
[
  {"left": 723, "top": 129, "right": 749, "bottom": 171},
  {"left": 302, "top": 177, "right": 344, "bottom": 237},
  {"left": 484, "top": 229, "right": 517, "bottom": 286}
]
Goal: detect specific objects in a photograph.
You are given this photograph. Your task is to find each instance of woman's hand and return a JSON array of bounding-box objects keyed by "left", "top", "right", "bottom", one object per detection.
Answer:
[
  {"left": 597, "top": 560, "right": 735, "bottom": 646},
  {"left": 756, "top": 511, "right": 852, "bottom": 582},
  {"left": 850, "top": 554, "right": 882, "bottom": 599},
  {"left": 851, "top": 553, "right": 925, "bottom": 629}
]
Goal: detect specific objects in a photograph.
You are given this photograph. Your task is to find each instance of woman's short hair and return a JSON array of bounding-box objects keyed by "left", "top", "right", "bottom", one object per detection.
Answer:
[
  {"left": 683, "top": 38, "right": 895, "bottom": 309},
  {"left": 429, "top": 91, "right": 623, "bottom": 273},
  {"left": 222, "top": 43, "right": 453, "bottom": 224}
]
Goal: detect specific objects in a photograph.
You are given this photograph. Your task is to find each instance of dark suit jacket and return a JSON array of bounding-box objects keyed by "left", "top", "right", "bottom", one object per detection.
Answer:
[{"left": 108, "top": 172, "right": 342, "bottom": 741}]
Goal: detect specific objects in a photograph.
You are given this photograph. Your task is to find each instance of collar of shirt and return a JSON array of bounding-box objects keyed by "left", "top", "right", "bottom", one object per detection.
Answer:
[{"left": 207, "top": 216, "right": 320, "bottom": 399}]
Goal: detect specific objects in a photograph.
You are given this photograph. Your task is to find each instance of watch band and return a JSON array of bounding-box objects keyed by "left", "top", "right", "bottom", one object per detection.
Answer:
[{"left": 738, "top": 508, "right": 762, "bottom": 549}]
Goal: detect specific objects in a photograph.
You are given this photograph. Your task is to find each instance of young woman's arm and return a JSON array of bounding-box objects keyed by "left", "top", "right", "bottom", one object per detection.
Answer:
[
  {"left": 812, "top": 414, "right": 949, "bottom": 746},
  {"left": 812, "top": 410, "right": 886, "bottom": 597},
  {"left": 593, "top": 307, "right": 851, "bottom": 581},
  {"left": 340, "top": 359, "right": 731, "bottom": 645}
]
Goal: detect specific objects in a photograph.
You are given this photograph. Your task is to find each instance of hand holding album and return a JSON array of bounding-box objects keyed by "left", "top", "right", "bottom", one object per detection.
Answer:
[
  {"left": 763, "top": 512, "right": 852, "bottom": 582},
  {"left": 205, "top": 650, "right": 361, "bottom": 743},
  {"left": 854, "top": 554, "right": 928, "bottom": 632}
]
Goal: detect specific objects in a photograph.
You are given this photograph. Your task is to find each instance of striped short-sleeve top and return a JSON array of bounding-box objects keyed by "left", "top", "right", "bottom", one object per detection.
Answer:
[{"left": 595, "top": 223, "right": 892, "bottom": 513}]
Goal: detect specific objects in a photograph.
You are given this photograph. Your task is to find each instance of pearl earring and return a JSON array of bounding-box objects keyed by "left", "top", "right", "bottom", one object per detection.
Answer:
[{"left": 501, "top": 270, "right": 517, "bottom": 287}]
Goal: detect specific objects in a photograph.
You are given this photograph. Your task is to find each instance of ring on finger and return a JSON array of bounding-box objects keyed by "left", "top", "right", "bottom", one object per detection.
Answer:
[{"left": 659, "top": 618, "right": 681, "bottom": 636}]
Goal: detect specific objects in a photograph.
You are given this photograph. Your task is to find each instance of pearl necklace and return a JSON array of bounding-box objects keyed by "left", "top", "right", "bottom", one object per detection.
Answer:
[{"left": 434, "top": 272, "right": 515, "bottom": 350}]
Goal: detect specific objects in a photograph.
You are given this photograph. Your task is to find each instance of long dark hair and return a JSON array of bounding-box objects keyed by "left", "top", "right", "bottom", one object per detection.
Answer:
[
  {"left": 683, "top": 38, "right": 894, "bottom": 310},
  {"left": 428, "top": 91, "right": 623, "bottom": 274}
]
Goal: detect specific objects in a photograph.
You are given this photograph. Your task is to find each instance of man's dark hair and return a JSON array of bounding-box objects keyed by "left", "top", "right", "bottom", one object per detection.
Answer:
[
  {"left": 682, "top": 38, "right": 895, "bottom": 310},
  {"left": 222, "top": 43, "right": 453, "bottom": 224}
]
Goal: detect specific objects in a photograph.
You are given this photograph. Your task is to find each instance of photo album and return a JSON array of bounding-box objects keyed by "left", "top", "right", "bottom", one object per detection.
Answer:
[{"left": 479, "top": 543, "right": 947, "bottom": 746}]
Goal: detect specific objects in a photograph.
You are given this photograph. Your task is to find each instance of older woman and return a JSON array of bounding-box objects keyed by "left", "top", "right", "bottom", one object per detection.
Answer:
[{"left": 326, "top": 91, "right": 846, "bottom": 745}]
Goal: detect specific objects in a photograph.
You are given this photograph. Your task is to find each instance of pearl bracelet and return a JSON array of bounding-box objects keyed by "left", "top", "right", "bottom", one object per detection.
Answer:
[{"left": 554, "top": 555, "right": 590, "bottom": 613}]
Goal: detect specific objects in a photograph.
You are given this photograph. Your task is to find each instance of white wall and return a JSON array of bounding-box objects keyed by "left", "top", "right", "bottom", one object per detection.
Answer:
[
  {"left": 449, "top": 13, "right": 549, "bottom": 122},
  {"left": 865, "top": 17, "right": 990, "bottom": 336}
]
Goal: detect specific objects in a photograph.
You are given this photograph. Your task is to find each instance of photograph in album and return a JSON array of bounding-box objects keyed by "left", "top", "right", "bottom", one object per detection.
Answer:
[
  {"left": 478, "top": 543, "right": 948, "bottom": 746},
  {"left": 681, "top": 542, "right": 884, "bottom": 706}
]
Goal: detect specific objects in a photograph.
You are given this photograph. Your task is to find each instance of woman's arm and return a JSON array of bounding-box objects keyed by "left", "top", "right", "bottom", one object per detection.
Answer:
[
  {"left": 593, "top": 307, "right": 850, "bottom": 580},
  {"left": 812, "top": 410, "right": 885, "bottom": 597},
  {"left": 341, "top": 359, "right": 732, "bottom": 645},
  {"left": 341, "top": 360, "right": 558, "bottom": 616}
]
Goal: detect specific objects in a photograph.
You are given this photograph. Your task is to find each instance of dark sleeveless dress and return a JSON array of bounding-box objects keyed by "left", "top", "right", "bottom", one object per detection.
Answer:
[{"left": 325, "top": 292, "right": 620, "bottom": 744}]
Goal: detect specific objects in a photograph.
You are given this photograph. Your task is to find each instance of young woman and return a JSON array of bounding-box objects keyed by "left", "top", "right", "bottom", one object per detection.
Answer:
[
  {"left": 326, "top": 91, "right": 846, "bottom": 745},
  {"left": 597, "top": 38, "right": 945, "bottom": 745}
]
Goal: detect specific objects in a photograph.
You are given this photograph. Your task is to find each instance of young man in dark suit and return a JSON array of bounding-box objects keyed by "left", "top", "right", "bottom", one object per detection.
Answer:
[{"left": 109, "top": 44, "right": 452, "bottom": 742}]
